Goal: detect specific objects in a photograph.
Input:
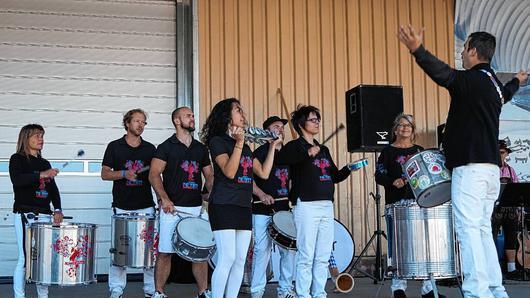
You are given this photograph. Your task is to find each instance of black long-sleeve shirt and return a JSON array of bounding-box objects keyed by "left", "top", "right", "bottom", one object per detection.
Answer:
[
  {"left": 9, "top": 153, "right": 61, "bottom": 214},
  {"left": 276, "top": 137, "right": 350, "bottom": 205},
  {"left": 375, "top": 145, "right": 423, "bottom": 205},
  {"left": 412, "top": 45, "right": 520, "bottom": 169}
]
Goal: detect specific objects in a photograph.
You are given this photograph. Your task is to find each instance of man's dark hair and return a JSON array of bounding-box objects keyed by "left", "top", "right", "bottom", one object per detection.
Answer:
[
  {"left": 467, "top": 32, "right": 496, "bottom": 62},
  {"left": 290, "top": 105, "right": 320, "bottom": 135}
]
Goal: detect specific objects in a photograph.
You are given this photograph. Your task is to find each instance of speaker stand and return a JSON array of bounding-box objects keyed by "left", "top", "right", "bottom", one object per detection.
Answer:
[{"left": 350, "top": 154, "right": 387, "bottom": 283}]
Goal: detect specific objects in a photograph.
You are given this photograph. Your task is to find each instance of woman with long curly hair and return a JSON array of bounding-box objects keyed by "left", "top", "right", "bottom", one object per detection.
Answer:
[{"left": 201, "top": 98, "right": 279, "bottom": 298}]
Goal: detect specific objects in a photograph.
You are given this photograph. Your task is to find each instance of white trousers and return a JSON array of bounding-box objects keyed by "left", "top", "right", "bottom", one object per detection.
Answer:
[
  {"left": 293, "top": 200, "right": 334, "bottom": 298},
  {"left": 108, "top": 207, "right": 155, "bottom": 295},
  {"left": 13, "top": 213, "right": 51, "bottom": 298},
  {"left": 211, "top": 230, "right": 252, "bottom": 298},
  {"left": 250, "top": 214, "right": 296, "bottom": 296},
  {"left": 452, "top": 164, "right": 508, "bottom": 298}
]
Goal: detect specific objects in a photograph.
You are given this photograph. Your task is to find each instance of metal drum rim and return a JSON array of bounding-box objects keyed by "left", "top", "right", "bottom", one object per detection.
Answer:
[
  {"left": 29, "top": 278, "right": 97, "bottom": 286},
  {"left": 30, "top": 222, "right": 97, "bottom": 229},
  {"left": 113, "top": 212, "right": 156, "bottom": 220}
]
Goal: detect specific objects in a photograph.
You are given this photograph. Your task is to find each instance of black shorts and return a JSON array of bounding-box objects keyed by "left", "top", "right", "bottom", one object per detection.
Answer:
[{"left": 208, "top": 203, "right": 252, "bottom": 231}]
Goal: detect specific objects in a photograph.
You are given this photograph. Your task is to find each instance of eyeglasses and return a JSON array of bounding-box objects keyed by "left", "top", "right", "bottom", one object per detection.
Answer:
[
  {"left": 397, "top": 124, "right": 412, "bottom": 128},
  {"left": 306, "top": 118, "right": 321, "bottom": 124}
]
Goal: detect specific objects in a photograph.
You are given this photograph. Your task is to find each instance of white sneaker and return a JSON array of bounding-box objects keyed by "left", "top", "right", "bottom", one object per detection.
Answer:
[
  {"left": 152, "top": 292, "right": 168, "bottom": 298},
  {"left": 196, "top": 289, "right": 212, "bottom": 298},
  {"left": 278, "top": 290, "right": 297, "bottom": 298},
  {"left": 109, "top": 290, "right": 123, "bottom": 298}
]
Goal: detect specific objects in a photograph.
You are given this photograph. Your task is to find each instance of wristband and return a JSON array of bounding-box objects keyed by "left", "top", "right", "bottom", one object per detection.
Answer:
[
  {"left": 234, "top": 144, "right": 243, "bottom": 150},
  {"left": 121, "top": 170, "right": 125, "bottom": 178},
  {"left": 54, "top": 209, "right": 62, "bottom": 213}
]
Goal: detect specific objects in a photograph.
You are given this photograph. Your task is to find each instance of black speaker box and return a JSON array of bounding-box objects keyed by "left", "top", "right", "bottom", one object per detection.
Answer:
[{"left": 345, "top": 85, "right": 403, "bottom": 152}]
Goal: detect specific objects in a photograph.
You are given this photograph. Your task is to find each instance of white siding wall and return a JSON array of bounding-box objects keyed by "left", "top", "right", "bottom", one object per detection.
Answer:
[{"left": 0, "top": 0, "right": 176, "bottom": 277}]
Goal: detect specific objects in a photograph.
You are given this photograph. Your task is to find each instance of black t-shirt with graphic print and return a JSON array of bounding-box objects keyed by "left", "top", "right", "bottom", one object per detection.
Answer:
[
  {"left": 275, "top": 137, "right": 351, "bottom": 205},
  {"left": 375, "top": 144, "right": 424, "bottom": 205},
  {"left": 154, "top": 134, "right": 211, "bottom": 207},
  {"left": 252, "top": 143, "right": 290, "bottom": 215},
  {"left": 208, "top": 134, "right": 254, "bottom": 208},
  {"left": 102, "top": 136, "right": 156, "bottom": 210}
]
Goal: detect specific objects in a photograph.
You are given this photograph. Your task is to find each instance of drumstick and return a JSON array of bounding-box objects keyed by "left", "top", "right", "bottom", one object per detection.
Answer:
[
  {"left": 136, "top": 165, "right": 150, "bottom": 174},
  {"left": 321, "top": 124, "right": 345, "bottom": 145},
  {"left": 59, "top": 149, "right": 85, "bottom": 170},
  {"left": 276, "top": 88, "right": 297, "bottom": 139},
  {"left": 253, "top": 197, "right": 289, "bottom": 204}
]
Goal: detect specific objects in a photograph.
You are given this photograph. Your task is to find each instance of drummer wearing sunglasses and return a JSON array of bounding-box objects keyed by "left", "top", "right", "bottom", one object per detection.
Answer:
[
  {"left": 10, "top": 124, "right": 63, "bottom": 298},
  {"left": 375, "top": 114, "right": 445, "bottom": 298}
]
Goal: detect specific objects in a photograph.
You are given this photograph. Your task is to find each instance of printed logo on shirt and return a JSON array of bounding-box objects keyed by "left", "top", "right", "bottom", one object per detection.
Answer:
[
  {"left": 125, "top": 160, "right": 145, "bottom": 186},
  {"left": 313, "top": 158, "right": 331, "bottom": 181},
  {"left": 181, "top": 160, "right": 200, "bottom": 190},
  {"left": 238, "top": 156, "right": 253, "bottom": 184},
  {"left": 275, "top": 168, "right": 289, "bottom": 196},
  {"left": 36, "top": 177, "right": 49, "bottom": 198}
]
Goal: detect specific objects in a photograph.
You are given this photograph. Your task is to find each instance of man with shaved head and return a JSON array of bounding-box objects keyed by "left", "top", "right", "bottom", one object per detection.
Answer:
[{"left": 149, "top": 107, "right": 214, "bottom": 298}]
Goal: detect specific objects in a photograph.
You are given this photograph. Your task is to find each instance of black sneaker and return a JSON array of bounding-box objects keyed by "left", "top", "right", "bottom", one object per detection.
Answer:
[
  {"left": 421, "top": 291, "right": 446, "bottom": 298},
  {"left": 505, "top": 269, "right": 524, "bottom": 281},
  {"left": 393, "top": 290, "right": 407, "bottom": 298}
]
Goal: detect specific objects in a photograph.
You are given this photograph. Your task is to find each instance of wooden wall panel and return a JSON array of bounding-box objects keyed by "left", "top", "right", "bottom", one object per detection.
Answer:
[{"left": 198, "top": 0, "right": 455, "bottom": 254}]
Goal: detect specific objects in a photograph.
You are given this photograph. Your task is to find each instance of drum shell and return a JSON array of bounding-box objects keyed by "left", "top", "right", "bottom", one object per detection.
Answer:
[
  {"left": 27, "top": 222, "right": 97, "bottom": 286},
  {"left": 390, "top": 202, "right": 457, "bottom": 279},
  {"left": 402, "top": 149, "right": 451, "bottom": 207},
  {"left": 172, "top": 217, "right": 216, "bottom": 262},
  {"left": 111, "top": 213, "right": 157, "bottom": 268}
]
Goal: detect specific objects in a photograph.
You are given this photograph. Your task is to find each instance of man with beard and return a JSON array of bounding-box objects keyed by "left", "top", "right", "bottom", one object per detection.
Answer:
[
  {"left": 102, "top": 109, "right": 157, "bottom": 298},
  {"left": 149, "top": 107, "right": 214, "bottom": 298}
]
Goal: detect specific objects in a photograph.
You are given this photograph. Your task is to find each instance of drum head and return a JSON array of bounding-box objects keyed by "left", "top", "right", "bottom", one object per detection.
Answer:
[
  {"left": 333, "top": 219, "right": 355, "bottom": 273},
  {"left": 272, "top": 211, "right": 296, "bottom": 237},
  {"left": 176, "top": 217, "right": 215, "bottom": 247},
  {"left": 417, "top": 182, "right": 451, "bottom": 208}
]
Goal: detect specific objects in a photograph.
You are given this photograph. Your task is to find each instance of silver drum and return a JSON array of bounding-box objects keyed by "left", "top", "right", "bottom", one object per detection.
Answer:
[
  {"left": 26, "top": 222, "right": 97, "bottom": 286},
  {"left": 389, "top": 201, "right": 457, "bottom": 280},
  {"left": 110, "top": 213, "right": 158, "bottom": 268},
  {"left": 172, "top": 217, "right": 216, "bottom": 262},
  {"left": 402, "top": 149, "right": 451, "bottom": 207}
]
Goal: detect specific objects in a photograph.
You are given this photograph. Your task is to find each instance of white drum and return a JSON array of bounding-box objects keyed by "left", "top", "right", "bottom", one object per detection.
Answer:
[
  {"left": 172, "top": 217, "right": 216, "bottom": 262},
  {"left": 268, "top": 211, "right": 297, "bottom": 250}
]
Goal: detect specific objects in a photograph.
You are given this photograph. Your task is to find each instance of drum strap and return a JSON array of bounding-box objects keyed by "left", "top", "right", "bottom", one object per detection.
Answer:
[
  {"left": 113, "top": 207, "right": 117, "bottom": 215},
  {"left": 479, "top": 69, "right": 504, "bottom": 104},
  {"left": 20, "top": 212, "right": 29, "bottom": 225}
]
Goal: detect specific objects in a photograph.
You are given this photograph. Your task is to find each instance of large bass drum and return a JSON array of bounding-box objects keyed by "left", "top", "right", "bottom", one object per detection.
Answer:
[
  {"left": 402, "top": 149, "right": 451, "bottom": 207},
  {"left": 388, "top": 201, "right": 457, "bottom": 279},
  {"left": 26, "top": 222, "right": 97, "bottom": 286},
  {"left": 110, "top": 213, "right": 158, "bottom": 268}
]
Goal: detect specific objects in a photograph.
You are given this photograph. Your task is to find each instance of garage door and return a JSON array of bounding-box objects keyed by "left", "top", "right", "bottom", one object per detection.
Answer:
[{"left": 0, "top": 0, "right": 176, "bottom": 277}]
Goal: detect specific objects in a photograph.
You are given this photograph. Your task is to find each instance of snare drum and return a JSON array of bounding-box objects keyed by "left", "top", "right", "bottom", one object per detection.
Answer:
[
  {"left": 26, "top": 222, "right": 97, "bottom": 286},
  {"left": 172, "top": 217, "right": 216, "bottom": 262},
  {"left": 402, "top": 149, "right": 452, "bottom": 207},
  {"left": 110, "top": 213, "right": 158, "bottom": 268},
  {"left": 387, "top": 201, "right": 457, "bottom": 280},
  {"left": 267, "top": 211, "right": 297, "bottom": 250}
]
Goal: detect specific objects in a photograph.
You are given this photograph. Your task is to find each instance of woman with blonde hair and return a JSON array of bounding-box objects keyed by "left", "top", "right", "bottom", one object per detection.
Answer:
[
  {"left": 375, "top": 114, "right": 445, "bottom": 298},
  {"left": 9, "top": 124, "right": 63, "bottom": 298}
]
